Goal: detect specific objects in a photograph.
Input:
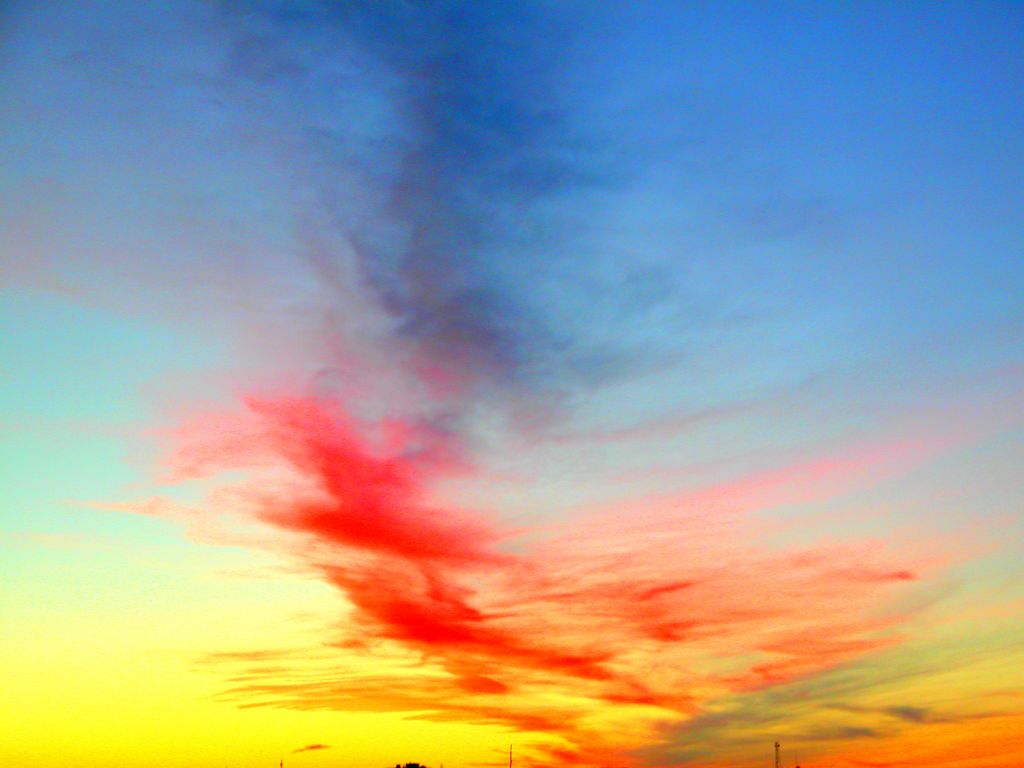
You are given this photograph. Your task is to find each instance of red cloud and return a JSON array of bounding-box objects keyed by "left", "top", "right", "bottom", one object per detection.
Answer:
[
  {"left": 162, "top": 394, "right": 947, "bottom": 766},
  {"left": 172, "top": 396, "right": 500, "bottom": 566}
]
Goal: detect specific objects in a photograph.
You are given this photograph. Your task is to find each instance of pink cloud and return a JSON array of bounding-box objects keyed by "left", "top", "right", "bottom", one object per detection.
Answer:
[
  {"left": 292, "top": 743, "right": 331, "bottom": 754},
  {"left": 154, "top": 393, "right": 955, "bottom": 765}
]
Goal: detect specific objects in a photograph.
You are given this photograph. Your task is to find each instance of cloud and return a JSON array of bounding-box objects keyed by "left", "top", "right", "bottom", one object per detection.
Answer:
[
  {"left": 162, "top": 393, "right": 950, "bottom": 764},
  {"left": 206, "top": 1, "right": 610, "bottom": 402},
  {"left": 1, "top": 0, "right": 888, "bottom": 444},
  {"left": 883, "top": 705, "right": 930, "bottom": 724},
  {"left": 639, "top": 618, "right": 1024, "bottom": 768},
  {"left": 292, "top": 743, "right": 330, "bottom": 754}
]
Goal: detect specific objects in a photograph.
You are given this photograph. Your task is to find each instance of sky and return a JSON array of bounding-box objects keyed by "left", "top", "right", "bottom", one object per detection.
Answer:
[{"left": 1, "top": 2, "right": 1023, "bottom": 767}]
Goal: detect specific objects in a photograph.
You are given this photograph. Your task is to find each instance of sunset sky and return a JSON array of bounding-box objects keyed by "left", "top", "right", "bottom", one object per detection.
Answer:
[{"left": 2, "top": 3, "right": 1023, "bottom": 767}]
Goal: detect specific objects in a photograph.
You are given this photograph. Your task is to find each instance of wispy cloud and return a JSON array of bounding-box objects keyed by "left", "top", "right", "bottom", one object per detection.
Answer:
[
  {"left": 292, "top": 743, "right": 330, "bottom": 754},
  {"left": 160, "top": 393, "right": 960, "bottom": 764}
]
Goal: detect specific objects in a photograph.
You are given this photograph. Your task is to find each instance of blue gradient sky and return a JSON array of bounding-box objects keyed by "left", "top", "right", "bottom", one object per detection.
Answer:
[{"left": 2, "top": 3, "right": 1023, "bottom": 767}]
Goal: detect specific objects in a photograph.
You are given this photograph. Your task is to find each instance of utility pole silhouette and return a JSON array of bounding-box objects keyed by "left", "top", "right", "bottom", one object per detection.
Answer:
[
  {"left": 509, "top": 744, "right": 513, "bottom": 768},
  {"left": 774, "top": 742, "right": 781, "bottom": 768}
]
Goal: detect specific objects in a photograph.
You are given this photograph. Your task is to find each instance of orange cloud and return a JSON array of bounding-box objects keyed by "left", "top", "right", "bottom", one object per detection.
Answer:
[{"left": 155, "top": 394, "right": 952, "bottom": 765}]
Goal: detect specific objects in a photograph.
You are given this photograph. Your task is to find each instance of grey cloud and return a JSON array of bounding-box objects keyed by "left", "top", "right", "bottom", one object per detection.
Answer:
[
  {"left": 214, "top": 1, "right": 604, "bottom": 397},
  {"left": 30, "top": 1, "right": 866, "bottom": 432},
  {"left": 636, "top": 620, "right": 1023, "bottom": 767}
]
